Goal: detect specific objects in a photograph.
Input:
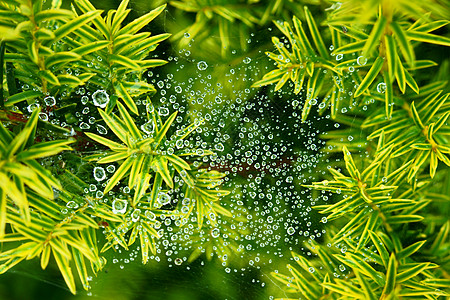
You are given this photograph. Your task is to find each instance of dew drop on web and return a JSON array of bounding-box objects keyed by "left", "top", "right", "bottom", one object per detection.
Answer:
[
  {"left": 377, "top": 82, "right": 387, "bottom": 93},
  {"left": 112, "top": 199, "right": 127, "bottom": 214},
  {"left": 27, "top": 103, "right": 40, "bottom": 112},
  {"left": 96, "top": 124, "right": 108, "bottom": 135},
  {"left": 141, "top": 121, "right": 155, "bottom": 134},
  {"left": 159, "top": 107, "right": 169, "bottom": 116},
  {"left": 66, "top": 201, "right": 79, "bottom": 209},
  {"left": 131, "top": 209, "right": 141, "bottom": 222},
  {"left": 197, "top": 61, "right": 208, "bottom": 71},
  {"left": 93, "top": 166, "right": 106, "bottom": 181},
  {"left": 357, "top": 55, "right": 368, "bottom": 66},
  {"left": 145, "top": 210, "right": 156, "bottom": 221},
  {"left": 211, "top": 228, "right": 220, "bottom": 238},
  {"left": 81, "top": 95, "right": 89, "bottom": 105},
  {"left": 106, "top": 165, "right": 115, "bottom": 173},
  {"left": 157, "top": 192, "right": 171, "bottom": 206},
  {"left": 44, "top": 96, "right": 56, "bottom": 106},
  {"left": 92, "top": 90, "right": 110, "bottom": 108}
]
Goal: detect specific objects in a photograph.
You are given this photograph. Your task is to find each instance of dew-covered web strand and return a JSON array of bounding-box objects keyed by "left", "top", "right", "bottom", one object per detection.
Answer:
[
  {"left": 109, "top": 72, "right": 324, "bottom": 297},
  {"left": 141, "top": 11, "right": 329, "bottom": 279}
]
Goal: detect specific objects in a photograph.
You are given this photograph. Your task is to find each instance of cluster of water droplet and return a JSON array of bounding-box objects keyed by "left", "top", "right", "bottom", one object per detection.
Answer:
[
  {"left": 12, "top": 18, "right": 387, "bottom": 294},
  {"left": 120, "top": 36, "right": 342, "bottom": 280}
]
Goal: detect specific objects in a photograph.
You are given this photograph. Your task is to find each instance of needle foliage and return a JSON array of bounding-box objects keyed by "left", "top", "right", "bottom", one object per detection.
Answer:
[
  {"left": 251, "top": 1, "right": 450, "bottom": 299},
  {"left": 0, "top": 0, "right": 449, "bottom": 298},
  {"left": 0, "top": 0, "right": 242, "bottom": 294}
]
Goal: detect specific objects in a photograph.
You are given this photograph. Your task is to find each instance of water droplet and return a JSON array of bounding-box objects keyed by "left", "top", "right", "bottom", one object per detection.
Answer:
[
  {"left": 336, "top": 54, "right": 343, "bottom": 61},
  {"left": 106, "top": 165, "right": 116, "bottom": 173},
  {"left": 159, "top": 107, "right": 169, "bottom": 116},
  {"left": 174, "top": 258, "right": 183, "bottom": 265},
  {"left": 44, "top": 96, "right": 56, "bottom": 106},
  {"left": 243, "top": 57, "right": 251, "bottom": 64},
  {"left": 96, "top": 124, "right": 108, "bottom": 135},
  {"left": 146, "top": 103, "right": 154, "bottom": 113},
  {"left": 89, "top": 184, "right": 97, "bottom": 192},
  {"left": 184, "top": 32, "right": 190, "bottom": 38},
  {"left": 145, "top": 210, "right": 156, "bottom": 220},
  {"left": 141, "top": 121, "right": 155, "bottom": 134},
  {"left": 287, "top": 227, "right": 295, "bottom": 235},
  {"left": 197, "top": 61, "right": 208, "bottom": 71},
  {"left": 27, "top": 103, "right": 40, "bottom": 112},
  {"left": 357, "top": 56, "right": 368, "bottom": 66},
  {"left": 93, "top": 167, "right": 106, "bottom": 181},
  {"left": 92, "top": 90, "right": 110, "bottom": 108},
  {"left": 214, "top": 143, "right": 224, "bottom": 151},
  {"left": 131, "top": 209, "right": 141, "bottom": 222},
  {"left": 112, "top": 199, "right": 127, "bottom": 214},
  {"left": 340, "top": 246, "right": 347, "bottom": 254},
  {"left": 157, "top": 192, "right": 171, "bottom": 206},
  {"left": 377, "top": 82, "right": 387, "bottom": 93},
  {"left": 39, "top": 113, "right": 48, "bottom": 121},
  {"left": 321, "top": 217, "right": 327, "bottom": 223},
  {"left": 211, "top": 228, "right": 220, "bottom": 238},
  {"left": 309, "top": 267, "right": 315, "bottom": 273},
  {"left": 66, "top": 201, "right": 79, "bottom": 209},
  {"left": 81, "top": 95, "right": 89, "bottom": 104},
  {"left": 80, "top": 122, "right": 90, "bottom": 130}
]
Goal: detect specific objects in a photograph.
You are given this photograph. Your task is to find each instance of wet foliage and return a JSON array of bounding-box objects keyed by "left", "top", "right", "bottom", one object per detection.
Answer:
[{"left": 0, "top": 0, "right": 449, "bottom": 299}]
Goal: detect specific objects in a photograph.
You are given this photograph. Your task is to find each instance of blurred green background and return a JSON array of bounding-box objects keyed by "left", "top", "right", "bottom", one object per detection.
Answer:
[{"left": 0, "top": 257, "right": 272, "bottom": 299}]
